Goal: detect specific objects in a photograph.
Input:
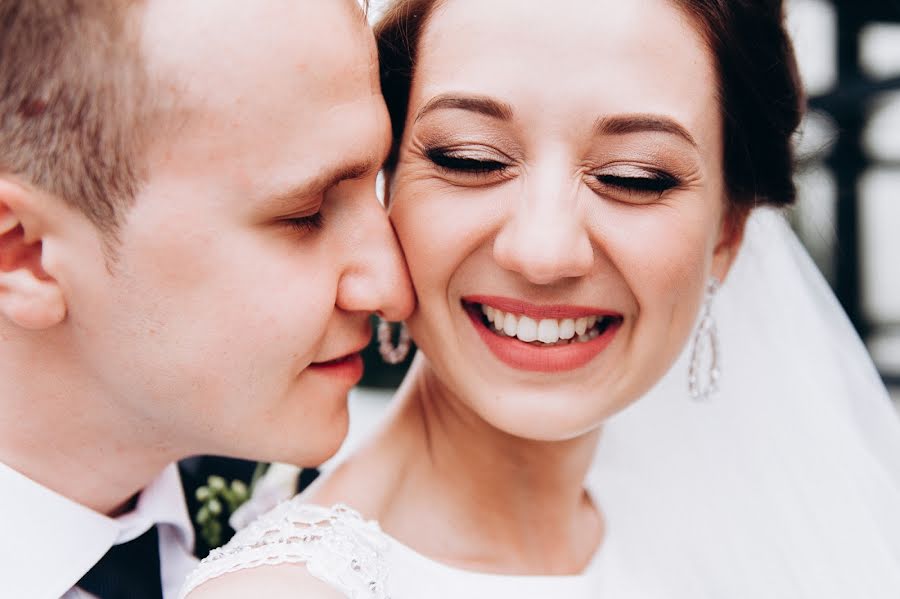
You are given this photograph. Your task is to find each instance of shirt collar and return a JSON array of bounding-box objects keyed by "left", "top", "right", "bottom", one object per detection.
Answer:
[
  {"left": 0, "top": 461, "right": 193, "bottom": 598},
  {"left": 116, "top": 463, "right": 195, "bottom": 550}
]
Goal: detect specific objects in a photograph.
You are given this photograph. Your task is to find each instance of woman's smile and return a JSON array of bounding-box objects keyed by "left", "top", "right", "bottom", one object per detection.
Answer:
[{"left": 461, "top": 296, "right": 624, "bottom": 372}]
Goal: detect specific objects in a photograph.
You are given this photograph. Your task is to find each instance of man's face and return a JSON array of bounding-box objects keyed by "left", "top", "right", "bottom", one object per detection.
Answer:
[{"left": 55, "top": 0, "right": 413, "bottom": 465}]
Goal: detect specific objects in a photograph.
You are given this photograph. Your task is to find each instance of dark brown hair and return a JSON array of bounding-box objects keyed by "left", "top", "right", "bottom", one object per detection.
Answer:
[
  {"left": 0, "top": 0, "right": 148, "bottom": 235},
  {"left": 375, "top": 0, "right": 803, "bottom": 208}
]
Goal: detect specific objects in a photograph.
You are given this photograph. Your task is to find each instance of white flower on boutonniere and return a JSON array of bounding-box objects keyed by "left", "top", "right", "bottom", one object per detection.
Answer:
[{"left": 228, "top": 462, "right": 302, "bottom": 531}]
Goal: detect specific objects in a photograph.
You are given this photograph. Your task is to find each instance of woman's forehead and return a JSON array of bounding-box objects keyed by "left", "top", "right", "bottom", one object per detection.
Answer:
[{"left": 410, "top": 0, "right": 719, "bottom": 146}]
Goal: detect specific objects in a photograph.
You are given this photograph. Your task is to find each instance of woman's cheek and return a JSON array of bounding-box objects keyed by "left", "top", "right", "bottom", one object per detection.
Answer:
[
  {"left": 599, "top": 208, "right": 711, "bottom": 341},
  {"left": 395, "top": 183, "right": 494, "bottom": 276}
]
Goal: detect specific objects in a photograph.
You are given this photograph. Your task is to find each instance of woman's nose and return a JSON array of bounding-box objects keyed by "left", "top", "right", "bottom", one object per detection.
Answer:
[{"left": 492, "top": 180, "right": 593, "bottom": 285}]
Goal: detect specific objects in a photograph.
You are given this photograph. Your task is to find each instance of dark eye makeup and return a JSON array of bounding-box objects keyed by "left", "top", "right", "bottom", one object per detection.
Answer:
[
  {"left": 425, "top": 148, "right": 509, "bottom": 175},
  {"left": 423, "top": 144, "right": 683, "bottom": 198},
  {"left": 594, "top": 172, "right": 680, "bottom": 194}
]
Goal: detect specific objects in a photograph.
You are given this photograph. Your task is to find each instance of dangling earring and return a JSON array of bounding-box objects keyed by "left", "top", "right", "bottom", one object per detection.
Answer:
[
  {"left": 688, "top": 277, "right": 721, "bottom": 401},
  {"left": 377, "top": 318, "right": 411, "bottom": 365}
]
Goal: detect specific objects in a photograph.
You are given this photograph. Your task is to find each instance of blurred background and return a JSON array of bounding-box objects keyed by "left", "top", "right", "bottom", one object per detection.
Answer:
[
  {"left": 785, "top": 0, "right": 900, "bottom": 404},
  {"left": 362, "top": 0, "right": 900, "bottom": 406}
]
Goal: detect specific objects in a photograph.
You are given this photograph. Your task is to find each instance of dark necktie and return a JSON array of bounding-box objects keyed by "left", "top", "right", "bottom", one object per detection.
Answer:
[{"left": 76, "top": 525, "right": 163, "bottom": 599}]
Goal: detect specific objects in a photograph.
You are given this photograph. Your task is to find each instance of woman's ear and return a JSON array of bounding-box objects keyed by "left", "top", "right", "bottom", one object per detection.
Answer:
[
  {"left": 711, "top": 204, "right": 750, "bottom": 283},
  {"left": 0, "top": 178, "right": 67, "bottom": 330}
]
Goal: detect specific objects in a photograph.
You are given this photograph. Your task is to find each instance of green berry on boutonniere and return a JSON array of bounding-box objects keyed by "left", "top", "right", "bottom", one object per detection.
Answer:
[{"left": 193, "top": 462, "right": 268, "bottom": 551}]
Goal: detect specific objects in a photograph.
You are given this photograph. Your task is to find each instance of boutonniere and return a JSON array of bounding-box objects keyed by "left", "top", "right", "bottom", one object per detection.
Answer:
[
  {"left": 227, "top": 463, "right": 304, "bottom": 530},
  {"left": 192, "top": 462, "right": 305, "bottom": 552},
  {"left": 193, "top": 462, "right": 270, "bottom": 550}
]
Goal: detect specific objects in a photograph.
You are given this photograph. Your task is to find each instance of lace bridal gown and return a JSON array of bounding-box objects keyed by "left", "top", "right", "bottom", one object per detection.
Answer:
[
  {"left": 181, "top": 210, "right": 900, "bottom": 598},
  {"left": 179, "top": 483, "right": 655, "bottom": 599}
]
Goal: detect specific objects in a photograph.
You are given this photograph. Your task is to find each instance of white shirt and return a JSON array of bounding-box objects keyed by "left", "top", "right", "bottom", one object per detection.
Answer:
[{"left": 0, "top": 461, "right": 197, "bottom": 599}]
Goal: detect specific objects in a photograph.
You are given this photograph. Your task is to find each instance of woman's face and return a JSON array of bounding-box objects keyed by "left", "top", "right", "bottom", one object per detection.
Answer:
[{"left": 389, "top": 0, "right": 741, "bottom": 441}]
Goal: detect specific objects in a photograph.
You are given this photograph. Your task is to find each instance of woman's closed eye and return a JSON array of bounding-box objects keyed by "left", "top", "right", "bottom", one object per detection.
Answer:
[
  {"left": 425, "top": 147, "right": 511, "bottom": 177},
  {"left": 588, "top": 164, "right": 681, "bottom": 201}
]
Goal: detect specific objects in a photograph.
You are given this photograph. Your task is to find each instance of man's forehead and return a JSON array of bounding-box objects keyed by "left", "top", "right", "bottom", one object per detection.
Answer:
[
  {"left": 136, "top": 0, "right": 389, "bottom": 191},
  {"left": 139, "top": 0, "right": 373, "bottom": 109}
]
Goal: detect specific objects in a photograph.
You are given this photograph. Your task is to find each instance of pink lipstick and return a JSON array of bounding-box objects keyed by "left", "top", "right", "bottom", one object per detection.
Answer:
[{"left": 462, "top": 296, "right": 623, "bottom": 373}]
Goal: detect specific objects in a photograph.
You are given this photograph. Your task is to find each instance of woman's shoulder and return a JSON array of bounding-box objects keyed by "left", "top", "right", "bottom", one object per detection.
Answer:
[
  {"left": 184, "top": 563, "right": 348, "bottom": 599},
  {"left": 180, "top": 499, "right": 391, "bottom": 599}
]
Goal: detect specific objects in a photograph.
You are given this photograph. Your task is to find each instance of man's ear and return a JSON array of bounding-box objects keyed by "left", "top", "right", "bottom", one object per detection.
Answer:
[
  {"left": 0, "top": 178, "right": 67, "bottom": 330},
  {"left": 710, "top": 204, "right": 750, "bottom": 283}
]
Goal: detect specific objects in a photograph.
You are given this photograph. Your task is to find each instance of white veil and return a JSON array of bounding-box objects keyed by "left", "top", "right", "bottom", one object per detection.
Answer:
[{"left": 590, "top": 208, "right": 900, "bottom": 598}]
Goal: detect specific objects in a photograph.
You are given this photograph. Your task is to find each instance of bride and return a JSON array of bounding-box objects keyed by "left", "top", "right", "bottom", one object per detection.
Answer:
[{"left": 182, "top": 0, "right": 900, "bottom": 597}]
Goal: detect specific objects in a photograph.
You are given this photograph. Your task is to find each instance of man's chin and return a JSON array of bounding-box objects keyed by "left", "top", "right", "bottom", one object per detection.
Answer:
[{"left": 266, "top": 408, "right": 350, "bottom": 468}]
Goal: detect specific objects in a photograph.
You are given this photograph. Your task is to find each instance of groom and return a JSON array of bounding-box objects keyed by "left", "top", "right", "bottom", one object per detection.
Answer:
[{"left": 0, "top": 1, "right": 412, "bottom": 597}]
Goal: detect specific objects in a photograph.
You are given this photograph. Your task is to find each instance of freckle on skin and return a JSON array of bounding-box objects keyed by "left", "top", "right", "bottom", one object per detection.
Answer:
[{"left": 18, "top": 97, "right": 47, "bottom": 118}]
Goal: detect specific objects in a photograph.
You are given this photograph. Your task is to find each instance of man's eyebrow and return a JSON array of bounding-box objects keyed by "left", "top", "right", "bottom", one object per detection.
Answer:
[
  {"left": 415, "top": 93, "right": 514, "bottom": 122},
  {"left": 593, "top": 114, "right": 698, "bottom": 147},
  {"left": 264, "top": 157, "right": 381, "bottom": 209}
]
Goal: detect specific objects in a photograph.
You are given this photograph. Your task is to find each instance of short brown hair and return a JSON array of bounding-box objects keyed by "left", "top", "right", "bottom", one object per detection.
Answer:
[
  {"left": 375, "top": 0, "right": 803, "bottom": 209},
  {"left": 0, "top": 0, "right": 148, "bottom": 235}
]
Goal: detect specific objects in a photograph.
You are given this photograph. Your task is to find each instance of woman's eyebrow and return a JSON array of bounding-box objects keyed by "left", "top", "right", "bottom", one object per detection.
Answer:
[
  {"left": 593, "top": 114, "right": 698, "bottom": 147},
  {"left": 413, "top": 96, "right": 697, "bottom": 149},
  {"left": 415, "top": 93, "right": 514, "bottom": 122}
]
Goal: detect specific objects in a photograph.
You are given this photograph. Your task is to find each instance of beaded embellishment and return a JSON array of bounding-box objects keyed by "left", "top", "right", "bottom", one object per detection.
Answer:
[{"left": 179, "top": 500, "right": 391, "bottom": 599}]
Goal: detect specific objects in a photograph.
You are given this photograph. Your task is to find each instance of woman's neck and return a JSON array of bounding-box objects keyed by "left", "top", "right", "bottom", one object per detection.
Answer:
[{"left": 370, "top": 358, "right": 604, "bottom": 575}]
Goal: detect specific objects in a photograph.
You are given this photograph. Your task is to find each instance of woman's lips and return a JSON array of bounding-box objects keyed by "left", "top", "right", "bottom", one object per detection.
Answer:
[{"left": 462, "top": 297, "right": 623, "bottom": 373}]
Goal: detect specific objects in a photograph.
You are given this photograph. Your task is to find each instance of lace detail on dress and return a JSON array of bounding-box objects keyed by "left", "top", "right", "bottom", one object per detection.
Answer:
[{"left": 179, "top": 500, "right": 391, "bottom": 599}]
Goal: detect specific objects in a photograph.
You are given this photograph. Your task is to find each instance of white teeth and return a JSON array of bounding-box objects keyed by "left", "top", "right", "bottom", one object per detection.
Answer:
[
  {"left": 503, "top": 312, "right": 518, "bottom": 337},
  {"left": 482, "top": 304, "right": 495, "bottom": 321},
  {"left": 478, "top": 304, "right": 611, "bottom": 346},
  {"left": 515, "top": 316, "right": 538, "bottom": 342},
  {"left": 537, "top": 319, "right": 560, "bottom": 343},
  {"left": 574, "top": 318, "right": 588, "bottom": 336}
]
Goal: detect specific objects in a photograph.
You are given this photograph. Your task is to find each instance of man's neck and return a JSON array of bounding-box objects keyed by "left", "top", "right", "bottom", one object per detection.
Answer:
[{"left": 0, "top": 357, "right": 181, "bottom": 516}]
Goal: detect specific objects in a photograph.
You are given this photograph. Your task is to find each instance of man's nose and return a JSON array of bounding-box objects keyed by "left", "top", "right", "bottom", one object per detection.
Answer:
[{"left": 335, "top": 194, "right": 415, "bottom": 321}]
